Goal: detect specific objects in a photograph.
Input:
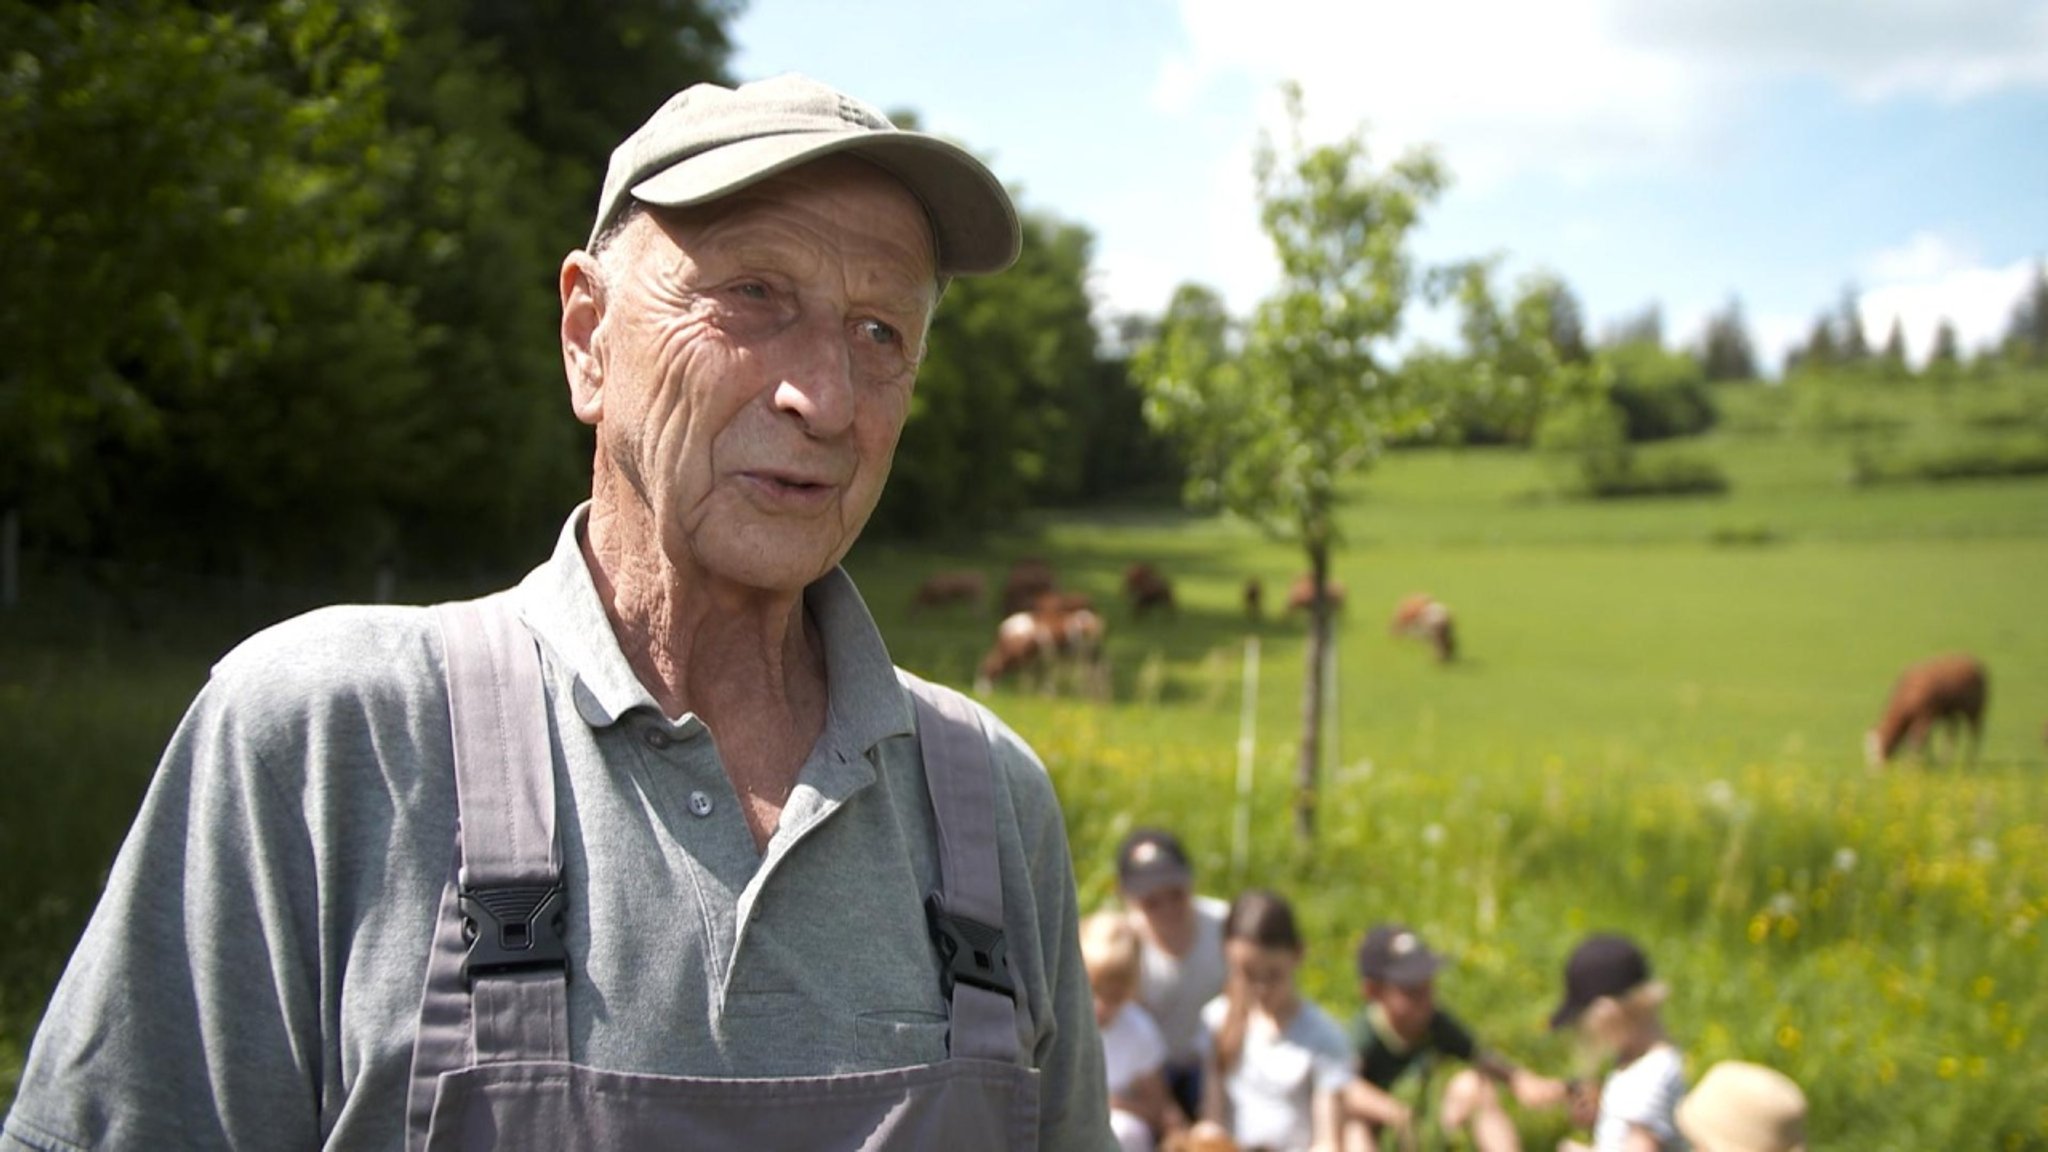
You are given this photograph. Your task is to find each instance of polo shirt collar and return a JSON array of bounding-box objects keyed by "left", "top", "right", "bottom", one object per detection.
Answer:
[{"left": 512, "top": 504, "right": 914, "bottom": 755}]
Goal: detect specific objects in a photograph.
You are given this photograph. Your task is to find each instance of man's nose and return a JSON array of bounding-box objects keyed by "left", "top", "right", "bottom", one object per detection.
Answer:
[{"left": 771, "top": 314, "right": 856, "bottom": 437}]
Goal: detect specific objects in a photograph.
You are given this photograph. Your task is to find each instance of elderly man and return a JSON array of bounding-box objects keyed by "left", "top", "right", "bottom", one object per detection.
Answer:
[{"left": 3, "top": 75, "right": 1113, "bottom": 1150}]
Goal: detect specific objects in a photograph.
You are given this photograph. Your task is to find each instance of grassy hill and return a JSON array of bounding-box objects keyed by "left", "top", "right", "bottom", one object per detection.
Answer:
[{"left": 4, "top": 377, "right": 2045, "bottom": 1145}]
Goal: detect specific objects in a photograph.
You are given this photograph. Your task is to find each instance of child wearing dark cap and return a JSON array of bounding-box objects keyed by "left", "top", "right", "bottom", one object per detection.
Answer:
[
  {"left": 1551, "top": 934, "right": 1689, "bottom": 1152},
  {"left": 1117, "top": 827, "right": 1230, "bottom": 1121},
  {"left": 1341, "top": 923, "right": 1569, "bottom": 1152}
]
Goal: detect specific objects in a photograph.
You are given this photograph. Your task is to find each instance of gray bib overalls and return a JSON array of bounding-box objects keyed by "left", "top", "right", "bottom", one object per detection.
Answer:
[{"left": 405, "top": 596, "right": 1040, "bottom": 1149}]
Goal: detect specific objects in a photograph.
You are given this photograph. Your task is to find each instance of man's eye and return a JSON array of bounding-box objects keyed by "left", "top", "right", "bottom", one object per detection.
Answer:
[
  {"left": 856, "top": 319, "right": 901, "bottom": 346},
  {"left": 731, "top": 282, "right": 772, "bottom": 301}
]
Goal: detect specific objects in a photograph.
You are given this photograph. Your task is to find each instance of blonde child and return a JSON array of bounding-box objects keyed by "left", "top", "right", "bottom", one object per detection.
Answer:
[
  {"left": 1198, "top": 889, "right": 1354, "bottom": 1152},
  {"left": 1550, "top": 934, "right": 1688, "bottom": 1152},
  {"left": 1084, "top": 910, "right": 1182, "bottom": 1152}
]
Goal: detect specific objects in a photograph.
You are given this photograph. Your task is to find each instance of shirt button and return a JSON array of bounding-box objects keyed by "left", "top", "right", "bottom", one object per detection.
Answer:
[
  {"left": 688, "top": 790, "right": 714, "bottom": 817},
  {"left": 643, "top": 728, "right": 673, "bottom": 750}
]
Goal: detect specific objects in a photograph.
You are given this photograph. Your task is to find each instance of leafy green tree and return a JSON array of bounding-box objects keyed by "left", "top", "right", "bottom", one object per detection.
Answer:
[
  {"left": 1603, "top": 340, "right": 1715, "bottom": 440},
  {"left": 0, "top": 0, "right": 426, "bottom": 571},
  {"left": 874, "top": 208, "right": 1107, "bottom": 537},
  {"left": 1699, "top": 296, "right": 1759, "bottom": 382},
  {"left": 1407, "top": 261, "right": 1570, "bottom": 445},
  {"left": 1135, "top": 84, "right": 1447, "bottom": 840}
]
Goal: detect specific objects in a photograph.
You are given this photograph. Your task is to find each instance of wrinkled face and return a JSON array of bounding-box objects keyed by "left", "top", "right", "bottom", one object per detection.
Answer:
[
  {"left": 568, "top": 155, "right": 938, "bottom": 592},
  {"left": 1369, "top": 978, "right": 1437, "bottom": 1039},
  {"left": 1225, "top": 938, "right": 1300, "bottom": 1018}
]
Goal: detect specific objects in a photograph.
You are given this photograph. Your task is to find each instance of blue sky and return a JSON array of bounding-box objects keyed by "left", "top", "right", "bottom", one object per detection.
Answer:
[{"left": 730, "top": 0, "right": 2047, "bottom": 372}]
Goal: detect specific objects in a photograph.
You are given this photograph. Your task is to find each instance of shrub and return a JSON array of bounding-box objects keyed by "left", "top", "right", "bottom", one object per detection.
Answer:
[
  {"left": 1579, "top": 452, "right": 1730, "bottom": 499},
  {"left": 1849, "top": 439, "right": 2048, "bottom": 486}
]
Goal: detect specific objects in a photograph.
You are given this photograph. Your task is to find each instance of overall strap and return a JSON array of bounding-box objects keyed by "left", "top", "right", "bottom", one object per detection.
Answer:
[
  {"left": 909, "top": 681, "right": 1021, "bottom": 1064},
  {"left": 406, "top": 596, "right": 569, "bottom": 1150}
]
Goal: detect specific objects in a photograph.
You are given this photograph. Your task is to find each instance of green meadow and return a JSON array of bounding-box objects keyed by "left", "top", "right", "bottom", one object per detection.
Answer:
[{"left": 4, "top": 383, "right": 2046, "bottom": 1146}]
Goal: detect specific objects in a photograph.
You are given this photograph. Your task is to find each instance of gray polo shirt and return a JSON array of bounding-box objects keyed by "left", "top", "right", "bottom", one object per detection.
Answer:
[{"left": 3, "top": 507, "right": 1112, "bottom": 1151}]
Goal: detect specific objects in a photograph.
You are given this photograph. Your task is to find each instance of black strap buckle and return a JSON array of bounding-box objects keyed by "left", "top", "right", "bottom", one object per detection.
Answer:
[
  {"left": 459, "top": 883, "right": 569, "bottom": 988},
  {"left": 925, "top": 892, "right": 1014, "bottom": 1000}
]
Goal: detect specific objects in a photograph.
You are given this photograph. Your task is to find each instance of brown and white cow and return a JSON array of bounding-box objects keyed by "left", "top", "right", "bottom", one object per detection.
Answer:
[
  {"left": 1389, "top": 593, "right": 1457, "bottom": 663},
  {"left": 973, "top": 599, "right": 1107, "bottom": 697},
  {"left": 1283, "top": 574, "right": 1346, "bottom": 616},
  {"left": 1864, "top": 653, "right": 1988, "bottom": 768}
]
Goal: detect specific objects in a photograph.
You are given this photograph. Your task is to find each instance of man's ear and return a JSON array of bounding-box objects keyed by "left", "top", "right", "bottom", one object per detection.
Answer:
[{"left": 561, "top": 251, "right": 606, "bottom": 426}]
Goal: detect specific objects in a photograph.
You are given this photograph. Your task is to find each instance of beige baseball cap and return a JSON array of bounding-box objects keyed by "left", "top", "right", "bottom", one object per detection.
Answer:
[
  {"left": 587, "top": 73, "right": 1021, "bottom": 276},
  {"left": 1676, "top": 1061, "right": 1808, "bottom": 1152}
]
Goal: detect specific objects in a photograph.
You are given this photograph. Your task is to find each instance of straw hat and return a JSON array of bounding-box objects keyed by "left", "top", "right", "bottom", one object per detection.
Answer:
[{"left": 1676, "top": 1061, "right": 1808, "bottom": 1152}]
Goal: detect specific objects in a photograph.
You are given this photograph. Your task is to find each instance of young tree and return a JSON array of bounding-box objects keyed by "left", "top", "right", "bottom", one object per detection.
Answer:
[{"left": 1135, "top": 83, "right": 1446, "bottom": 840}]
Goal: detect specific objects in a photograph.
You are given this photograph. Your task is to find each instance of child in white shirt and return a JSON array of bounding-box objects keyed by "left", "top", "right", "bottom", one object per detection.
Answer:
[
  {"left": 1550, "top": 934, "right": 1690, "bottom": 1152},
  {"left": 1197, "top": 889, "right": 1354, "bottom": 1152},
  {"left": 1084, "top": 910, "right": 1180, "bottom": 1152}
]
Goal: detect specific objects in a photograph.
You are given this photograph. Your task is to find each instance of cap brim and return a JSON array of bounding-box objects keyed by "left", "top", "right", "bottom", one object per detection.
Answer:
[
  {"left": 1118, "top": 867, "right": 1193, "bottom": 898},
  {"left": 1379, "top": 953, "right": 1446, "bottom": 986},
  {"left": 1548, "top": 999, "right": 1583, "bottom": 1031},
  {"left": 628, "top": 131, "right": 1021, "bottom": 277}
]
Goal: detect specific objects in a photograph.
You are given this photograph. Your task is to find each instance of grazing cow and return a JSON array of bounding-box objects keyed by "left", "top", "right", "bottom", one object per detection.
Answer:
[
  {"left": 973, "top": 600, "right": 1107, "bottom": 697},
  {"left": 1864, "top": 653, "right": 1988, "bottom": 768},
  {"left": 1123, "top": 562, "right": 1176, "bottom": 618},
  {"left": 1243, "top": 577, "right": 1263, "bottom": 622},
  {"left": 1389, "top": 593, "right": 1457, "bottom": 663},
  {"left": 1283, "top": 574, "right": 1346, "bottom": 616},
  {"left": 999, "top": 557, "right": 1057, "bottom": 616},
  {"left": 908, "top": 569, "right": 986, "bottom": 614}
]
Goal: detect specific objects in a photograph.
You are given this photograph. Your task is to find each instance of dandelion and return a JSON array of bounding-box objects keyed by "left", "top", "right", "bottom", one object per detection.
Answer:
[
  {"left": 1877, "top": 1056, "right": 1897, "bottom": 1084},
  {"left": 1776, "top": 1024, "right": 1801, "bottom": 1053},
  {"left": 1704, "top": 779, "right": 1735, "bottom": 812},
  {"left": 1971, "top": 837, "right": 1998, "bottom": 864},
  {"left": 1973, "top": 976, "right": 1996, "bottom": 1000},
  {"left": 1768, "top": 891, "right": 1798, "bottom": 917},
  {"left": 1938, "top": 1056, "right": 1960, "bottom": 1080},
  {"left": 1422, "top": 823, "right": 1445, "bottom": 849},
  {"left": 1832, "top": 846, "right": 1858, "bottom": 873}
]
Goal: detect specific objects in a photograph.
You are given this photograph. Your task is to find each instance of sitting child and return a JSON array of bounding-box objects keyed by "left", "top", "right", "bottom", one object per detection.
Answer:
[
  {"left": 1084, "top": 910, "right": 1182, "bottom": 1152},
  {"left": 1551, "top": 934, "right": 1689, "bottom": 1152},
  {"left": 1198, "top": 889, "right": 1354, "bottom": 1152},
  {"left": 1343, "top": 923, "right": 1570, "bottom": 1152}
]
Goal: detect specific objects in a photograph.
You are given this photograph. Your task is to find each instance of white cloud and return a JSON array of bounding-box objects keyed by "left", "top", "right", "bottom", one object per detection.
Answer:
[
  {"left": 1157, "top": 0, "right": 2048, "bottom": 189},
  {"left": 1858, "top": 249, "right": 2038, "bottom": 363},
  {"left": 1614, "top": 0, "right": 2048, "bottom": 102}
]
